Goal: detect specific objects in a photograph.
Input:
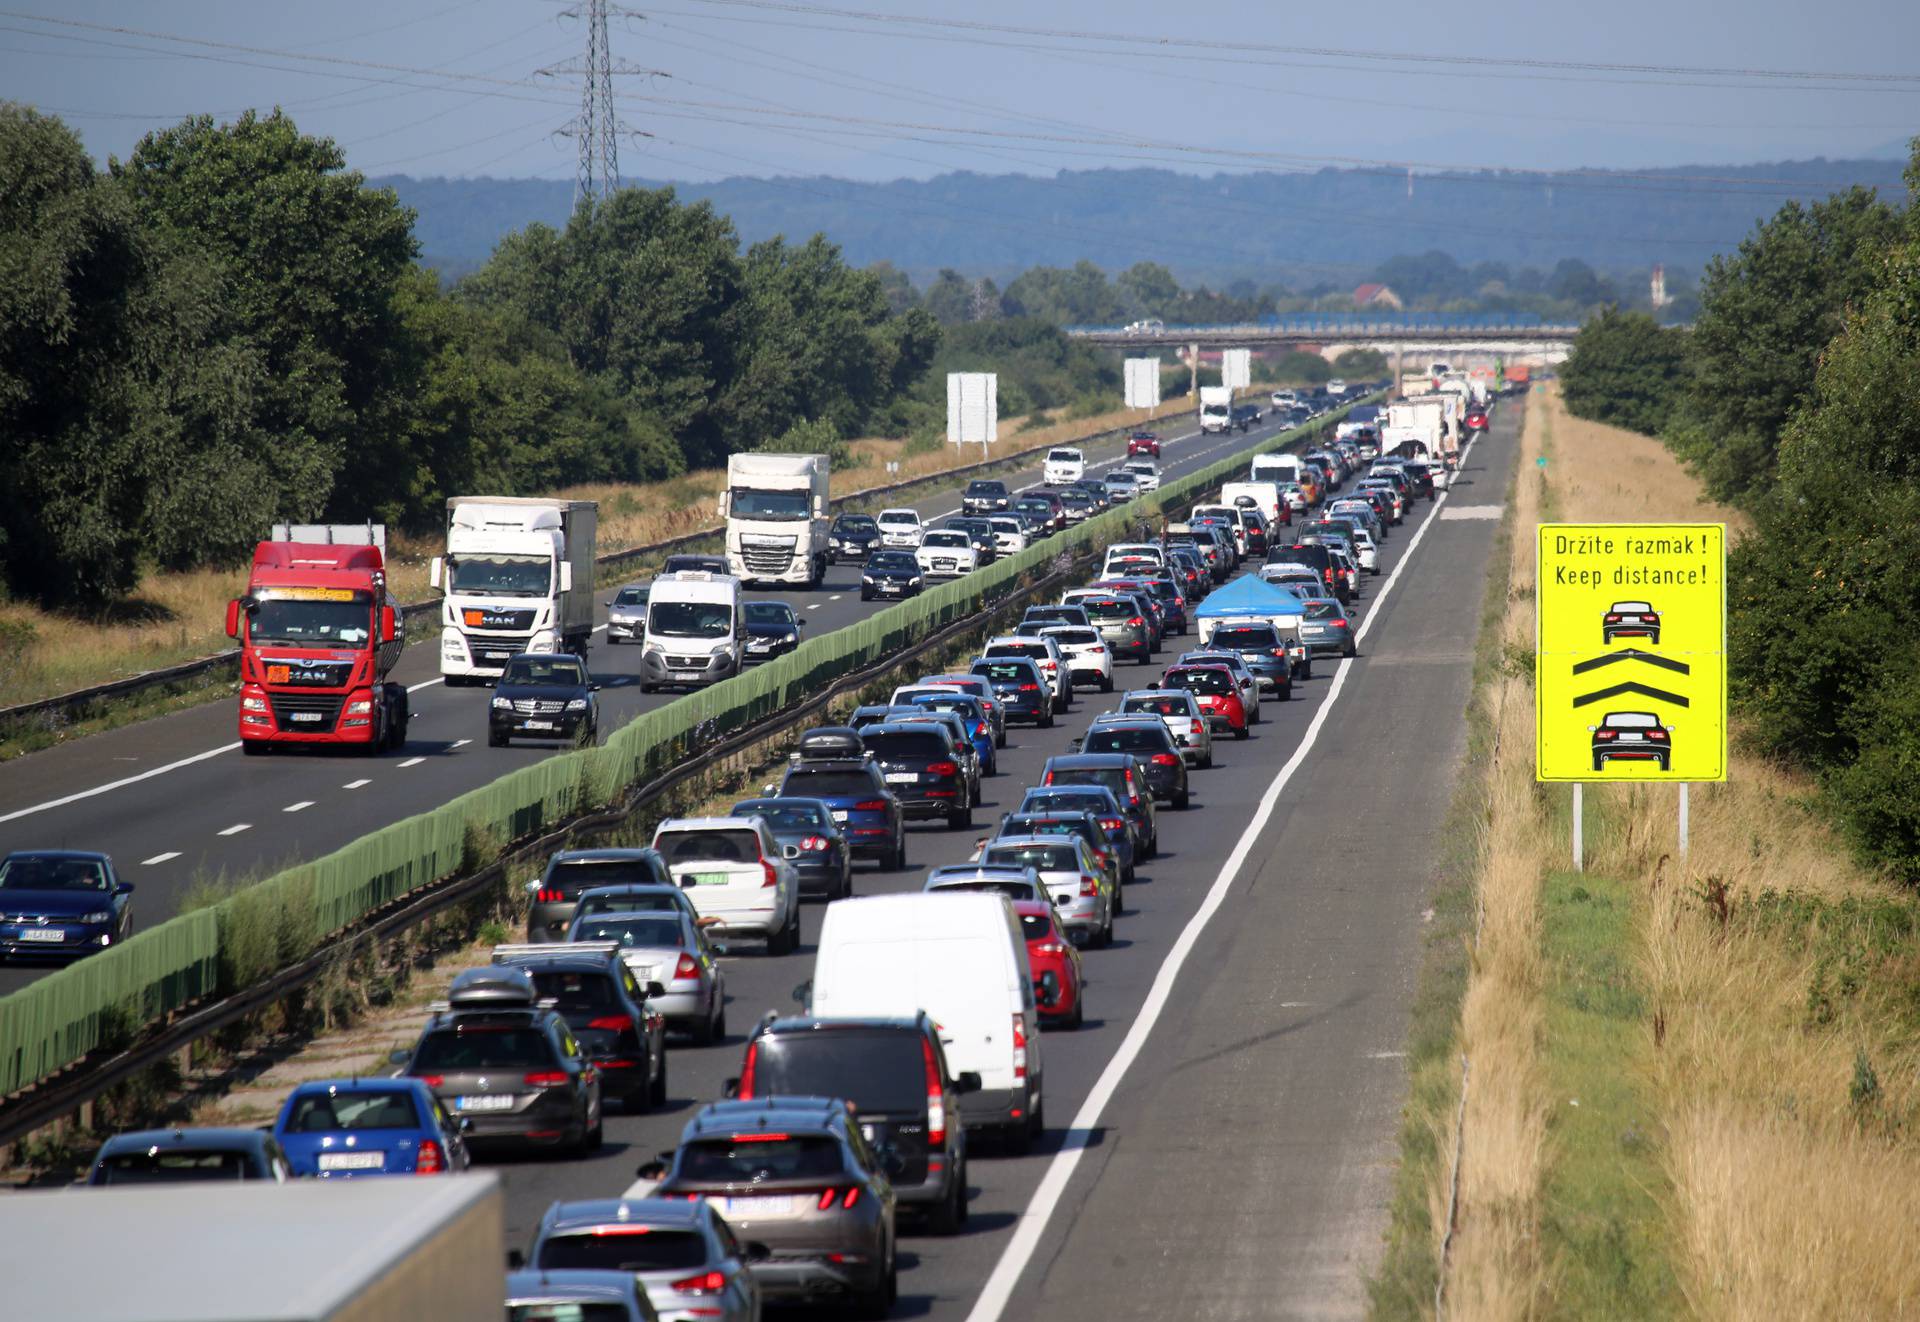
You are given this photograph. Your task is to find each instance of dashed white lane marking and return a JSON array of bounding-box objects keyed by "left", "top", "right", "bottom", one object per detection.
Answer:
[
  {"left": 217, "top": 823, "right": 252, "bottom": 837},
  {"left": 0, "top": 742, "right": 241, "bottom": 825},
  {"left": 828, "top": 595, "right": 843, "bottom": 602},
  {"left": 141, "top": 852, "right": 181, "bottom": 866},
  {"left": 343, "top": 779, "right": 371, "bottom": 790},
  {"left": 451, "top": 739, "right": 472, "bottom": 749},
  {"left": 283, "top": 801, "right": 314, "bottom": 813},
  {"left": 406, "top": 678, "right": 442, "bottom": 693},
  {"left": 398, "top": 756, "right": 426, "bottom": 768},
  {"left": 1440, "top": 505, "right": 1502, "bottom": 520}
]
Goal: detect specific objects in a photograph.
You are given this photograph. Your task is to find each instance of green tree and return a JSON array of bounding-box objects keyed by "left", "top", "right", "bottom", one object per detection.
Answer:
[
  {"left": 1118, "top": 260, "right": 1182, "bottom": 318},
  {"left": 1001, "top": 260, "right": 1127, "bottom": 325},
  {"left": 1332, "top": 347, "right": 1389, "bottom": 377},
  {"left": 1559, "top": 307, "right": 1690, "bottom": 436},
  {"left": 922, "top": 268, "right": 973, "bottom": 325}
]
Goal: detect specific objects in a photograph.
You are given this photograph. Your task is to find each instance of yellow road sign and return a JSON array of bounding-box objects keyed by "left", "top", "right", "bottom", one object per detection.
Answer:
[{"left": 1535, "top": 523, "right": 1726, "bottom": 782}]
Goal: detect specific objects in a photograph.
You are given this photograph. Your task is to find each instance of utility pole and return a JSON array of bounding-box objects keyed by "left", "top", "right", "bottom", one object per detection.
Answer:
[{"left": 539, "top": 0, "right": 658, "bottom": 205}]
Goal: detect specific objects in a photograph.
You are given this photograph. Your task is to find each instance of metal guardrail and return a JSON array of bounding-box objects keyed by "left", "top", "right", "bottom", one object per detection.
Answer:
[{"left": 0, "top": 405, "right": 1189, "bottom": 734}]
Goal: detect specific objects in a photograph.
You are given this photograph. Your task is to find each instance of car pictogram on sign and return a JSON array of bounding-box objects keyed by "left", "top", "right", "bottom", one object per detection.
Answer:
[
  {"left": 1588, "top": 711, "right": 1673, "bottom": 772},
  {"left": 1602, "top": 601, "right": 1661, "bottom": 645}
]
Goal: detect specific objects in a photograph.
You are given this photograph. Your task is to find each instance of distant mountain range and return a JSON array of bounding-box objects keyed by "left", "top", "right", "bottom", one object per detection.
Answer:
[{"left": 372, "top": 156, "right": 1908, "bottom": 289}]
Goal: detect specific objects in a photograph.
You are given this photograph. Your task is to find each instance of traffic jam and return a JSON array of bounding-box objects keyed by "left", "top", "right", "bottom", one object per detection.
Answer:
[{"left": 53, "top": 389, "right": 1487, "bottom": 1321}]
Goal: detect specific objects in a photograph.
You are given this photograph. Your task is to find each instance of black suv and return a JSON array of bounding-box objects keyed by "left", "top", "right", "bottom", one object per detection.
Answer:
[
  {"left": 489, "top": 653, "right": 599, "bottom": 748},
  {"left": 732, "top": 1014, "right": 979, "bottom": 1234},
  {"left": 1040, "top": 753, "right": 1159, "bottom": 857},
  {"left": 393, "top": 966, "right": 603, "bottom": 1154},
  {"left": 527, "top": 848, "right": 674, "bottom": 942},
  {"left": 961, "top": 479, "right": 1011, "bottom": 515},
  {"left": 969, "top": 656, "right": 1055, "bottom": 727},
  {"left": 1078, "top": 717, "right": 1191, "bottom": 810},
  {"left": 858, "top": 722, "right": 971, "bottom": 829},
  {"left": 491, "top": 945, "right": 669, "bottom": 1111},
  {"left": 1266, "top": 542, "right": 1345, "bottom": 602}
]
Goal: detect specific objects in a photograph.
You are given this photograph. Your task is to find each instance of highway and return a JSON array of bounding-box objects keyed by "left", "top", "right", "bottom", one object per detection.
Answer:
[
  {"left": 453, "top": 405, "right": 1520, "bottom": 1319},
  {"left": 0, "top": 408, "right": 1309, "bottom": 996}
]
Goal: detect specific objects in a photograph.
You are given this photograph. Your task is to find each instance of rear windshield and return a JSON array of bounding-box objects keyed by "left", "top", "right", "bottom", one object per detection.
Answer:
[
  {"left": 550, "top": 858, "right": 660, "bottom": 895},
  {"left": 1085, "top": 726, "right": 1170, "bottom": 754},
  {"left": 986, "top": 843, "right": 1080, "bottom": 872},
  {"left": 94, "top": 1150, "right": 256, "bottom": 1184},
  {"left": 1212, "top": 626, "right": 1279, "bottom": 648},
  {"left": 530, "top": 970, "right": 619, "bottom": 1012},
  {"left": 679, "top": 1135, "right": 845, "bottom": 1183},
  {"left": 538, "top": 1229, "right": 710, "bottom": 1273},
  {"left": 1604, "top": 713, "right": 1661, "bottom": 728},
  {"left": 1083, "top": 600, "right": 1134, "bottom": 622},
  {"left": 1022, "top": 789, "right": 1114, "bottom": 815},
  {"left": 574, "top": 916, "right": 686, "bottom": 949},
  {"left": 781, "top": 769, "right": 879, "bottom": 797},
  {"left": 1008, "top": 818, "right": 1094, "bottom": 844},
  {"left": 1304, "top": 602, "right": 1342, "bottom": 621},
  {"left": 973, "top": 661, "right": 1037, "bottom": 683},
  {"left": 986, "top": 642, "right": 1046, "bottom": 659},
  {"left": 656, "top": 830, "right": 762, "bottom": 865},
  {"left": 284, "top": 1091, "right": 421, "bottom": 1132},
  {"left": 1047, "top": 628, "right": 1100, "bottom": 645},
  {"left": 861, "top": 730, "right": 950, "bottom": 760},
  {"left": 753, "top": 1032, "right": 927, "bottom": 1112},
  {"left": 1166, "top": 669, "right": 1230, "bottom": 694},
  {"left": 736, "top": 801, "right": 828, "bottom": 831},
  {"left": 934, "top": 879, "right": 1035, "bottom": 899},
  {"left": 1019, "top": 912, "right": 1057, "bottom": 941},
  {"left": 1123, "top": 695, "right": 1192, "bottom": 718},
  {"left": 510, "top": 1304, "right": 630, "bottom": 1322},
  {"left": 575, "top": 890, "right": 680, "bottom": 918},
  {"left": 413, "top": 1027, "right": 556, "bottom": 1071}
]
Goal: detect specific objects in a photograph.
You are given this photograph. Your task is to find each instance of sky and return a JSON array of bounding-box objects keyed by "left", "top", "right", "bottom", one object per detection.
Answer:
[{"left": 2, "top": 0, "right": 1917, "bottom": 184}]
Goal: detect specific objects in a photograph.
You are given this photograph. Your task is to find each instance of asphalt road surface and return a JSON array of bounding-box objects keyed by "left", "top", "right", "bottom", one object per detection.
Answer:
[
  {"left": 0, "top": 408, "right": 1311, "bottom": 995},
  {"left": 455, "top": 405, "right": 1520, "bottom": 1320}
]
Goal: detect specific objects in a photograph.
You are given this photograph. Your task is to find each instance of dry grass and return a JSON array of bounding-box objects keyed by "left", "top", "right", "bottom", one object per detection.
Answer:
[{"left": 0, "top": 395, "right": 1200, "bottom": 710}]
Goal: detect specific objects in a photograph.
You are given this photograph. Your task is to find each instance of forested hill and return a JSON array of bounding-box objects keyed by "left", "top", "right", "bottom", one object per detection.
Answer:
[{"left": 377, "top": 157, "right": 1905, "bottom": 286}]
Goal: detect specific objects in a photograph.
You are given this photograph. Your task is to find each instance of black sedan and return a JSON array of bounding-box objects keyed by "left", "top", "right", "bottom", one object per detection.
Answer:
[
  {"left": 0, "top": 850, "right": 134, "bottom": 961},
  {"left": 1078, "top": 717, "right": 1191, "bottom": 810},
  {"left": 829, "top": 513, "right": 884, "bottom": 564},
  {"left": 743, "top": 600, "right": 805, "bottom": 662},
  {"left": 860, "top": 550, "right": 924, "bottom": 601},
  {"left": 732, "top": 796, "right": 853, "bottom": 900},
  {"left": 488, "top": 653, "right": 599, "bottom": 747}
]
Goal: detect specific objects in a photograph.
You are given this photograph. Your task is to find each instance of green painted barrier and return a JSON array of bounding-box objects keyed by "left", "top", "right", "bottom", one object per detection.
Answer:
[{"left": 0, "top": 399, "right": 1370, "bottom": 1099}]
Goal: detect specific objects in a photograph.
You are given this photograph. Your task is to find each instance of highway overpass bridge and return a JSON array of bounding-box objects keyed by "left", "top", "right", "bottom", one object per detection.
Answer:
[{"left": 1063, "top": 313, "right": 1619, "bottom": 374}]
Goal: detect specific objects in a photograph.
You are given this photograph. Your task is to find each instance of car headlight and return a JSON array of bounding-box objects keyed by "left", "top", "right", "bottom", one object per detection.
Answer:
[
  {"left": 910, "top": 576, "right": 923, "bottom": 586},
  {"left": 81, "top": 911, "right": 111, "bottom": 924},
  {"left": 862, "top": 575, "right": 875, "bottom": 584},
  {"left": 345, "top": 699, "right": 373, "bottom": 715},
  {"left": 565, "top": 698, "right": 588, "bottom": 711},
  {"left": 783, "top": 632, "right": 798, "bottom": 643},
  {"left": 241, "top": 696, "right": 268, "bottom": 712},
  {"left": 491, "top": 696, "right": 512, "bottom": 710}
]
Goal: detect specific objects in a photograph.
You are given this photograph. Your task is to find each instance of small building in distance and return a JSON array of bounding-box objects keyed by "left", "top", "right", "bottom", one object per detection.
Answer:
[{"left": 1351, "top": 283, "right": 1404, "bottom": 311}]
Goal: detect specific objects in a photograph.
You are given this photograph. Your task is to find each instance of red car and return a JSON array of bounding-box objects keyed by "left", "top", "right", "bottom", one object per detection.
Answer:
[
  {"left": 1159, "top": 663, "right": 1248, "bottom": 739},
  {"left": 1464, "top": 408, "right": 1488, "bottom": 432},
  {"left": 1015, "top": 899, "right": 1085, "bottom": 1028},
  {"left": 1127, "top": 432, "right": 1161, "bottom": 459}
]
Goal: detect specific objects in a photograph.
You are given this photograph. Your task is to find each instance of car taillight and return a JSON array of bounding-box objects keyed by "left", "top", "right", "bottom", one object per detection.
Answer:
[
  {"left": 1128, "top": 616, "right": 1145, "bottom": 627},
  {"left": 587, "top": 1014, "right": 634, "bottom": 1034},
  {"left": 415, "top": 1139, "right": 444, "bottom": 1175},
  {"left": 671, "top": 1270, "right": 729, "bottom": 1296},
  {"left": 927, "top": 761, "right": 959, "bottom": 777},
  {"left": 536, "top": 888, "right": 566, "bottom": 904},
  {"left": 1271, "top": 648, "right": 1288, "bottom": 659},
  {"left": 817, "top": 1187, "right": 862, "bottom": 1210},
  {"left": 419, "top": 1074, "right": 443, "bottom": 1089},
  {"left": 853, "top": 799, "right": 888, "bottom": 811},
  {"left": 1079, "top": 875, "right": 1099, "bottom": 897},
  {"left": 736, "top": 1041, "right": 759, "bottom": 1099},
  {"left": 922, "top": 1035, "right": 947, "bottom": 1146},
  {"left": 761, "top": 858, "right": 779, "bottom": 888},
  {"left": 799, "top": 834, "right": 833, "bottom": 851},
  {"left": 1330, "top": 618, "right": 1349, "bottom": 628},
  {"left": 1018, "top": 683, "right": 1040, "bottom": 691},
  {"left": 1011, "top": 1013, "right": 1028, "bottom": 1080},
  {"left": 1596, "top": 730, "right": 1617, "bottom": 741},
  {"left": 1034, "top": 941, "right": 1069, "bottom": 956},
  {"left": 524, "top": 1071, "right": 569, "bottom": 1088},
  {"left": 1100, "top": 816, "right": 1126, "bottom": 834},
  {"left": 1150, "top": 752, "right": 1180, "bottom": 767},
  {"left": 674, "top": 953, "right": 701, "bottom": 981},
  {"left": 1648, "top": 730, "right": 1668, "bottom": 741}
]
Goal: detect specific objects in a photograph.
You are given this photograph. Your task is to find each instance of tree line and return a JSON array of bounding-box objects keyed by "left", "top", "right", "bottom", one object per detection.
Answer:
[
  {"left": 1558, "top": 146, "right": 1920, "bottom": 877},
  {"left": 0, "top": 105, "right": 938, "bottom": 609}
]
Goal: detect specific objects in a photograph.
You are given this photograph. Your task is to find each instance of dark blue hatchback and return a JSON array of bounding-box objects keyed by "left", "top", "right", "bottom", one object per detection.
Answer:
[
  {"left": 0, "top": 850, "right": 133, "bottom": 960},
  {"left": 775, "top": 757, "right": 906, "bottom": 872}
]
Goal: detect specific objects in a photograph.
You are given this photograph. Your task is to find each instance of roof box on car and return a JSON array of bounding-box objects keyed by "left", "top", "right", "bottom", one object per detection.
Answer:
[
  {"left": 447, "top": 965, "right": 537, "bottom": 1010},
  {"left": 795, "top": 726, "right": 865, "bottom": 761}
]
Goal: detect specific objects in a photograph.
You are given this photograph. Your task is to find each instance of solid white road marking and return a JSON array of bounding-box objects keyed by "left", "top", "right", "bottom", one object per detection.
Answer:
[
  {"left": 398, "top": 756, "right": 426, "bottom": 768},
  {"left": 0, "top": 742, "right": 241, "bottom": 826},
  {"left": 217, "top": 823, "right": 252, "bottom": 837},
  {"left": 140, "top": 852, "right": 181, "bottom": 866},
  {"left": 283, "top": 801, "right": 314, "bottom": 813},
  {"left": 965, "top": 429, "right": 1481, "bottom": 1321},
  {"left": 343, "top": 779, "right": 371, "bottom": 790}
]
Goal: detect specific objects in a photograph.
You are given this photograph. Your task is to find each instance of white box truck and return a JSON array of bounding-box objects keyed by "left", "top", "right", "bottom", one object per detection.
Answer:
[
  {"left": 720, "top": 452, "right": 831, "bottom": 586},
  {"left": 433, "top": 497, "right": 597, "bottom": 684},
  {"left": 1199, "top": 385, "right": 1233, "bottom": 434}
]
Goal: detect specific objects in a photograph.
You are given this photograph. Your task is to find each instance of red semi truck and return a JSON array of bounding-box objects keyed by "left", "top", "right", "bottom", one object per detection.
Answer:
[{"left": 225, "top": 525, "right": 410, "bottom": 756}]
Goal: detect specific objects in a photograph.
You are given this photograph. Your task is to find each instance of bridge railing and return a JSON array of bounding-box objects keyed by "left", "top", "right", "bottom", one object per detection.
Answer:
[{"left": 1064, "top": 313, "right": 1583, "bottom": 335}]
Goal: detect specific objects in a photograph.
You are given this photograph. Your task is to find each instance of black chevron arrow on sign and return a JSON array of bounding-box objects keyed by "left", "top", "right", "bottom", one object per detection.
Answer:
[
  {"left": 1571, "top": 680, "right": 1690, "bottom": 709},
  {"left": 1571, "top": 648, "right": 1690, "bottom": 676}
]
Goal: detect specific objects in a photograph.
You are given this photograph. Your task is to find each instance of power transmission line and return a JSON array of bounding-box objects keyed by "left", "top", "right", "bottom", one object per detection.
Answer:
[{"left": 538, "top": 0, "right": 659, "bottom": 203}]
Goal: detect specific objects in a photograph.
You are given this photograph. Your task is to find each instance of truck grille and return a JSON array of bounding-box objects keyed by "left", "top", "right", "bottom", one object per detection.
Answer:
[
  {"left": 667, "top": 655, "right": 710, "bottom": 669},
  {"left": 513, "top": 699, "right": 567, "bottom": 715},
  {"left": 269, "top": 693, "right": 343, "bottom": 733},
  {"left": 462, "top": 632, "right": 529, "bottom": 665},
  {"left": 456, "top": 607, "right": 536, "bottom": 631},
  {"left": 739, "top": 543, "right": 795, "bottom": 574}
]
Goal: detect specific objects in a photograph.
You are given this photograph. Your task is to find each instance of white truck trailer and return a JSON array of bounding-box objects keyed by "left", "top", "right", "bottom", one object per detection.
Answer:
[
  {"left": 433, "top": 496, "right": 598, "bottom": 684},
  {"left": 1199, "top": 385, "right": 1233, "bottom": 434},
  {"left": 720, "top": 452, "right": 832, "bottom": 586}
]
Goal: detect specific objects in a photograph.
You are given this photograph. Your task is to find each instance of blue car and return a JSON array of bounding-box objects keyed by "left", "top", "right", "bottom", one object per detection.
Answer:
[
  {"left": 903, "top": 692, "right": 997, "bottom": 775},
  {"left": 273, "top": 1078, "right": 471, "bottom": 1178},
  {"left": 775, "top": 754, "right": 907, "bottom": 872},
  {"left": 0, "top": 850, "right": 133, "bottom": 960}
]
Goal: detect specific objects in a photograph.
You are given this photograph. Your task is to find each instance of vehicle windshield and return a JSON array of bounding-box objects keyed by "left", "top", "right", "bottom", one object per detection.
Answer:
[
  {"left": 0, "top": 856, "right": 109, "bottom": 890},
  {"left": 573, "top": 915, "right": 687, "bottom": 948},
  {"left": 284, "top": 1090, "right": 422, "bottom": 1132},
  {"left": 923, "top": 532, "right": 970, "bottom": 548},
  {"left": 501, "top": 658, "right": 585, "bottom": 687},
  {"left": 868, "top": 552, "right": 918, "bottom": 573},
  {"left": 94, "top": 1150, "right": 255, "bottom": 1184},
  {"left": 247, "top": 597, "right": 371, "bottom": 647},
  {"left": 780, "top": 769, "right": 878, "bottom": 797},
  {"left": 529, "top": 970, "right": 621, "bottom": 1013},
  {"left": 679, "top": 1134, "right": 846, "bottom": 1184},
  {"left": 1085, "top": 726, "right": 1170, "bottom": 754},
  {"left": 986, "top": 643, "right": 1045, "bottom": 660},
  {"left": 1023, "top": 789, "right": 1114, "bottom": 815},
  {"left": 744, "top": 603, "right": 795, "bottom": 627},
  {"left": 1048, "top": 450, "right": 1080, "bottom": 462},
  {"left": 1304, "top": 602, "right": 1343, "bottom": 621},
  {"left": 648, "top": 601, "right": 733, "bottom": 639},
  {"left": 1014, "top": 500, "right": 1051, "bottom": 516},
  {"left": 613, "top": 586, "right": 647, "bottom": 606},
  {"left": 752, "top": 1031, "right": 928, "bottom": 1111},
  {"left": 1083, "top": 600, "right": 1134, "bottom": 622},
  {"left": 986, "top": 843, "right": 1079, "bottom": 872},
  {"left": 551, "top": 858, "right": 660, "bottom": 894},
  {"left": 413, "top": 1028, "right": 555, "bottom": 1071},
  {"left": 1123, "top": 696, "right": 1192, "bottom": 718},
  {"left": 447, "top": 554, "right": 550, "bottom": 597},
  {"left": 966, "top": 481, "right": 1006, "bottom": 496},
  {"left": 538, "top": 1229, "right": 710, "bottom": 1274},
  {"left": 1604, "top": 713, "right": 1661, "bottom": 729},
  {"left": 835, "top": 515, "right": 878, "bottom": 534},
  {"left": 656, "top": 829, "right": 762, "bottom": 865},
  {"left": 935, "top": 878, "right": 1036, "bottom": 899},
  {"left": 862, "top": 730, "right": 949, "bottom": 760},
  {"left": 729, "top": 487, "right": 809, "bottom": 520},
  {"left": 574, "top": 890, "right": 681, "bottom": 923},
  {"left": 1046, "top": 628, "right": 1100, "bottom": 646},
  {"left": 878, "top": 511, "right": 918, "bottom": 527}
]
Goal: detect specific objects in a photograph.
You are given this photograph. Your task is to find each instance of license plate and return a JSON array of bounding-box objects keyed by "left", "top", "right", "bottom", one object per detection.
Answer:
[
  {"left": 713, "top": 1194, "right": 800, "bottom": 1217},
  {"left": 18, "top": 928, "right": 63, "bottom": 943},
  {"left": 318, "top": 1151, "right": 385, "bottom": 1172},
  {"left": 523, "top": 720, "right": 555, "bottom": 730},
  {"left": 831, "top": 811, "right": 849, "bottom": 823},
  {"left": 289, "top": 711, "right": 323, "bottom": 722},
  {"left": 1617, "top": 733, "right": 1644, "bottom": 742},
  {"left": 885, "top": 772, "right": 917, "bottom": 784},
  {"left": 456, "top": 1094, "right": 514, "bottom": 1112},
  {"left": 481, "top": 651, "right": 512, "bottom": 662},
  {"left": 672, "top": 671, "right": 704, "bottom": 680},
  {"left": 688, "top": 871, "right": 732, "bottom": 886}
]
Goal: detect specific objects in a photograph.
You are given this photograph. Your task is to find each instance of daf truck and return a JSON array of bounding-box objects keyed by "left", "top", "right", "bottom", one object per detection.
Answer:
[
  {"left": 720, "top": 452, "right": 832, "bottom": 586},
  {"left": 1199, "top": 385, "right": 1233, "bottom": 434},
  {"left": 432, "top": 497, "right": 598, "bottom": 685},
  {"left": 227, "top": 524, "right": 409, "bottom": 756}
]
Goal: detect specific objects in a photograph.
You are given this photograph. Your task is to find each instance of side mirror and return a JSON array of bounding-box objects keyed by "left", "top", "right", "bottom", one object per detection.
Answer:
[
  {"left": 429, "top": 557, "right": 444, "bottom": 589},
  {"left": 798, "top": 618, "right": 808, "bottom": 626},
  {"left": 723, "top": 1077, "right": 741, "bottom": 1099},
  {"left": 634, "top": 1158, "right": 670, "bottom": 1182},
  {"left": 559, "top": 562, "right": 574, "bottom": 593},
  {"left": 955, "top": 1071, "right": 983, "bottom": 1094},
  {"left": 379, "top": 605, "right": 397, "bottom": 644},
  {"left": 762, "top": 784, "right": 776, "bottom": 796},
  {"left": 459, "top": 1116, "right": 475, "bottom": 1134},
  {"left": 742, "top": 1241, "right": 773, "bottom": 1265},
  {"left": 792, "top": 979, "right": 813, "bottom": 1006},
  {"left": 388, "top": 1048, "right": 411, "bottom": 1066},
  {"left": 589, "top": 682, "right": 602, "bottom": 691},
  {"left": 1586, "top": 725, "right": 1597, "bottom": 733},
  {"left": 114, "top": 882, "right": 135, "bottom": 895},
  {"left": 645, "top": 981, "right": 666, "bottom": 1000},
  {"left": 506, "top": 1249, "right": 526, "bottom": 1270},
  {"left": 224, "top": 599, "right": 242, "bottom": 639}
]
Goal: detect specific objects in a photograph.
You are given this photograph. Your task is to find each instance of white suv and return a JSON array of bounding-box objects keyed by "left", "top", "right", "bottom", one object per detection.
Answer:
[
  {"left": 1043, "top": 448, "right": 1085, "bottom": 484},
  {"left": 1122, "top": 459, "right": 1161, "bottom": 492},
  {"left": 876, "top": 507, "right": 925, "bottom": 548},
  {"left": 650, "top": 815, "right": 802, "bottom": 954},
  {"left": 1039, "top": 624, "right": 1114, "bottom": 693}
]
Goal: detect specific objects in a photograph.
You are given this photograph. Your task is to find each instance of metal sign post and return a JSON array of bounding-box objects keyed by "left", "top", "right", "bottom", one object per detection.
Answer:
[{"left": 1573, "top": 784, "right": 1584, "bottom": 872}]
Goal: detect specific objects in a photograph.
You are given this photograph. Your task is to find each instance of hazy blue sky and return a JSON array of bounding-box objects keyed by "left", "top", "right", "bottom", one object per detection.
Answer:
[{"left": 3, "top": 0, "right": 1917, "bottom": 182}]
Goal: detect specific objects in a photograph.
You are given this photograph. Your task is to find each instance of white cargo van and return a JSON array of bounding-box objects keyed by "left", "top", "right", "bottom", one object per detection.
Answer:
[
  {"left": 1219, "top": 480, "right": 1286, "bottom": 526},
  {"left": 1250, "top": 453, "right": 1306, "bottom": 489},
  {"left": 639, "top": 571, "right": 745, "bottom": 693},
  {"left": 810, "top": 893, "right": 1043, "bottom": 1148}
]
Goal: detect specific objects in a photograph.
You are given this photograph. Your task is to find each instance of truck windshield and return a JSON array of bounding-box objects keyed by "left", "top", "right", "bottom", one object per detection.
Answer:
[
  {"left": 247, "top": 599, "right": 370, "bottom": 646},
  {"left": 447, "top": 554, "right": 550, "bottom": 597},
  {"left": 730, "top": 487, "right": 810, "bottom": 520},
  {"left": 648, "top": 601, "right": 733, "bottom": 639}
]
